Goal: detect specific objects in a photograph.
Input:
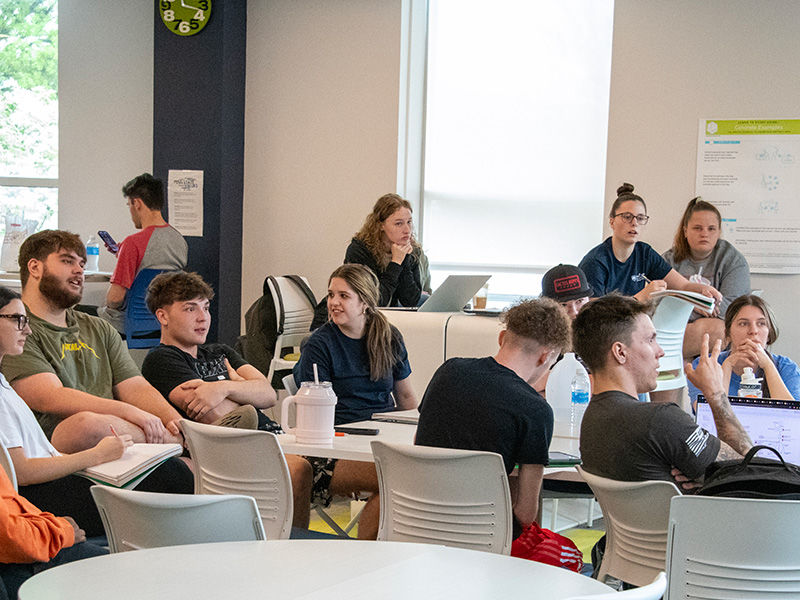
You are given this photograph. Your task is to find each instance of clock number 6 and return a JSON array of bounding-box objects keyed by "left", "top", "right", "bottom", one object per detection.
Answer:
[{"left": 174, "top": 20, "right": 191, "bottom": 33}]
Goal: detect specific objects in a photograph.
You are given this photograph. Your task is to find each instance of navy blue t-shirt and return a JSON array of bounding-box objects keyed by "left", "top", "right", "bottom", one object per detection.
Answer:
[
  {"left": 579, "top": 237, "right": 671, "bottom": 296},
  {"left": 293, "top": 321, "right": 412, "bottom": 425}
]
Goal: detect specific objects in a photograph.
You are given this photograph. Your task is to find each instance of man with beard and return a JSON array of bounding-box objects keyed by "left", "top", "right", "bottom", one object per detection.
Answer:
[{"left": 1, "top": 230, "right": 184, "bottom": 453}]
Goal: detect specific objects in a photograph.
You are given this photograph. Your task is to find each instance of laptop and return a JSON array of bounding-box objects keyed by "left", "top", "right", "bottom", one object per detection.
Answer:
[
  {"left": 696, "top": 395, "right": 800, "bottom": 463},
  {"left": 384, "top": 274, "right": 491, "bottom": 313},
  {"left": 371, "top": 408, "right": 420, "bottom": 425}
]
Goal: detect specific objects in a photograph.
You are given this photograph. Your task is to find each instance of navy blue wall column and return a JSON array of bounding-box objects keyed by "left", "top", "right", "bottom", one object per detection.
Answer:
[{"left": 153, "top": 3, "right": 246, "bottom": 345}]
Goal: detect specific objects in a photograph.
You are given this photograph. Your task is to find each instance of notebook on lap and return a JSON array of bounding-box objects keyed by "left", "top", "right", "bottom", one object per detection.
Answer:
[{"left": 696, "top": 395, "right": 800, "bottom": 463}]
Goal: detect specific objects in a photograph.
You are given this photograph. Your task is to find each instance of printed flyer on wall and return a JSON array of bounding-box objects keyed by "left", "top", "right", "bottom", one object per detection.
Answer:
[{"left": 696, "top": 119, "right": 800, "bottom": 274}]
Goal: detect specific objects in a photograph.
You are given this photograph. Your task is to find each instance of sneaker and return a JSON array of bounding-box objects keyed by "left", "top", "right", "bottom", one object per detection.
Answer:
[{"left": 212, "top": 405, "right": 259, "bottom": 429}]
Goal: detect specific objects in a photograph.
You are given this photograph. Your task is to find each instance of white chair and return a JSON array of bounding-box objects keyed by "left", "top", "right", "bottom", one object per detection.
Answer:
[
  {"left": 567, "top": 572, "right": 666, "bottom": 599},
  {"left": 266, "top": 276, "right": 315, "bottom": 384},
  {"left": 577, "top": 466, "right": 680, "bottom": 587},
  {"left": 180, "top": 420, "right": 293, "bottom": 539},
  {"left": 372, "top": 441, "right": 512, "bottom": 554},
  {"left": 0, "top": 443, "right": 18, "bottom": 491},
  {"left": 651, "top": 295, "right": 695, "bottom": 391},
  {"left": 667, "top": 495, "right": 800, "bottom": 599},
  {"left": 90, "top": 487, "right": 265, "bottom": 552}
]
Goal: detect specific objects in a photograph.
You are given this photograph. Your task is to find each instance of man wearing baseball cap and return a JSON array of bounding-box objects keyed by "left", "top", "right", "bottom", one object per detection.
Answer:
[{"left": 541, "top": 264, "right": 593, "bottom": 320}]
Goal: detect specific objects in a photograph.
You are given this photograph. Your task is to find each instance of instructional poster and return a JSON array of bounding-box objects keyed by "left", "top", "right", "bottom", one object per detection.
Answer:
[
  {"left": 696, "top": 119, "right": 800, "bottom": 273},
  {"left": 167, "top": 169, "right": 204, "bottom": 237}
]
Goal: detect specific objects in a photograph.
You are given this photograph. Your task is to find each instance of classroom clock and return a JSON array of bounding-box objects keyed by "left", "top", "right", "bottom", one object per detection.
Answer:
[{"left": 159, "top": 0, "right": 212, "bottom": 37}]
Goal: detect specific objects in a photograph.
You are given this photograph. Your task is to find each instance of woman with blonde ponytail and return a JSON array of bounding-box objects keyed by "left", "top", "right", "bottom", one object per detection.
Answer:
[{"left": 292, "top": 264, "right": 417, "bottom": 539}]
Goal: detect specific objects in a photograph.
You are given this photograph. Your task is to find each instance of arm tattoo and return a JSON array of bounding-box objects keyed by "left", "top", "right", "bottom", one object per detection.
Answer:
[{"left": 708, "top": 390, "right": 753, "bottom": 456}]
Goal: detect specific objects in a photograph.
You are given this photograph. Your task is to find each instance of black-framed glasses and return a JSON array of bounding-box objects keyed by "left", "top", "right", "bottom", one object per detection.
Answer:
[
  {"left": 0, "top": 314, "right": 29, "bottom": 330},
  {"left": 613, "top": 212, "right": 650, "bottom": 225}
]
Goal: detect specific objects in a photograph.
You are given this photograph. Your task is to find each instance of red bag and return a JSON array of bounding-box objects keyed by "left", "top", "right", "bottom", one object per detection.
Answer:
[{"left": 511, "top": 523, "right": 584, "bottom": 572}]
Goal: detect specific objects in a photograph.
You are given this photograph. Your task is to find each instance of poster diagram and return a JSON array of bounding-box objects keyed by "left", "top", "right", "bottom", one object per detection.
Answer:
[{"left": 696, "top": 119, "right": 800, "bottom": 273}]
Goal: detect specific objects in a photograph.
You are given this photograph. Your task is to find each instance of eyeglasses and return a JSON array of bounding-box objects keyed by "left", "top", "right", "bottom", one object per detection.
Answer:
[
  {"left": 0, "top": 314, "right": 29, "bottom": 331},
  {"left": 614, "top": 212, "right": 650, "bottom": 225}
]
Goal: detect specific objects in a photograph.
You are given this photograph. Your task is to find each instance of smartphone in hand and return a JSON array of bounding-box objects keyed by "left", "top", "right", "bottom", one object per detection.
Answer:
[{"left": 97, "top": 230, "right": 119, "bottom": 255}]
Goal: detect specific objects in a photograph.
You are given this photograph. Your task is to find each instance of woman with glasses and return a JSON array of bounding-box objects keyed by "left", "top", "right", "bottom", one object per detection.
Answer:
[
  {"left": 579, "top": 183, "right": 723, "bottom": 304},
  {"left": 0, "top": 286, "right": 192, "bottom": 538},
  {"left": 663, "top": 197, "right": 751, "bottom": 357}
]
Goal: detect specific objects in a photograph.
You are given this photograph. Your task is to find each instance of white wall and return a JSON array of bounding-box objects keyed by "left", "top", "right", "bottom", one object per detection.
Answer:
[
  {"left": 242, "top": 0, "right": 402, "bottom": 309},
  {"left": 606, "top": 0, "right": 800, "bottom": 355},
  {"left": 59, "top": 0, "right": 153, "bottom": 273}
]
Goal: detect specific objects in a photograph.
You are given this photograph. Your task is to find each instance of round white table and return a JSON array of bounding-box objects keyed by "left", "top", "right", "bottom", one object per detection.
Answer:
[{"left": 19, "top": 539, "right": 611, "bottom": 599}]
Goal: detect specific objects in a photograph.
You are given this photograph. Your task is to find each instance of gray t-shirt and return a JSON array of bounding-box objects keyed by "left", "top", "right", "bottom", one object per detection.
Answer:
[
  {"left": 663, "top": 238, "right": 750, "bottom": 318},
  {"left": 579, "top": 390, "right": 720, "bottom": 482}
]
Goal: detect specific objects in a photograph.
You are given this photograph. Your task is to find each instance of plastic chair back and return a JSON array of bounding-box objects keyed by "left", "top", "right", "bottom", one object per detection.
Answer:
[
  {"left": 652, "top": 295, "right": 695, "bottom": 391},
  {"left": 568, "top": 572, "right": 666, "bottom": 599},
  {"left": 90, "top": 486, "right": 264, "bottom": 552},
  {"left": 266, "top": 276, "right": 315, "bottom": 382},
  {"left": 372, "top": 441, "right": 512, "bottom": 554},
  {"left": 180, "top": 420, "right": 293, "bottom": 539},
  {"left": 667, "top": 495, "right": 800, "bottom": 599},
  {"left": 0, "top": 444, "right": 18, "bottom": 491},
  {"left": 577, "top": 466, "right": 680, "bottom": 587},
  {"left": 124, "top": 268, "right": 168, "bottom": 349}
]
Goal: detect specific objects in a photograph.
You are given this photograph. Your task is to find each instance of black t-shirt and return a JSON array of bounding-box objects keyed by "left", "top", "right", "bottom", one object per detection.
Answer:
[
  {"left": 415, "top": 357, "right": 552, "bottom": 474},
  {"left": 579, "top": 390, "right": 721, "bottom": 481},
  {"left": 141, "top": 343, "right": 248, "bottom": 418}
]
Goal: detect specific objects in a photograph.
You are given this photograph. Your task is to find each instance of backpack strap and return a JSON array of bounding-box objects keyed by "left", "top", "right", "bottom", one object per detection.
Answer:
[
  {"left": 264, "top": 276, "right": 286, "bottom": 335},
  {"left": 284, "top": 275, "right": 317, "bottom": 307}
]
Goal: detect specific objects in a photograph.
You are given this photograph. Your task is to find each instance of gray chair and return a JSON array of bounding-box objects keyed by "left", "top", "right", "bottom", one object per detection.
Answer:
[{"left": 90, "top": 486, "right": 264, "bottom": 552}]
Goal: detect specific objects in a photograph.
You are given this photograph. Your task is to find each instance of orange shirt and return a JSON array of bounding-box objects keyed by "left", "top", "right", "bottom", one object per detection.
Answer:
[{"left": 0, "top": 468, "right": 74, "bottom": 563}]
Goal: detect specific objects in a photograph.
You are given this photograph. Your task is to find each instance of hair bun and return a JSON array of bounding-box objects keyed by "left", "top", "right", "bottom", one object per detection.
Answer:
[{"left": 617, "top": 182, "right": 635, "bottom": 196}]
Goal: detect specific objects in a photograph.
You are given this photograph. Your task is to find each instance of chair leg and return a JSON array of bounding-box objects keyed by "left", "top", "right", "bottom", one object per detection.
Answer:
[
  {"left": 586, "top": 498, "right": 594, "bottom": 528},
  {"left": 550, "top": 498, "right": 559, "bottom": 530}
]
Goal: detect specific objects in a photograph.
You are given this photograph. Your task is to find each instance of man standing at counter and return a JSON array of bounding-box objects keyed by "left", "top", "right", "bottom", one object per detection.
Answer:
[
  {"left": 415, "top": 298, "right": 571, "bottom": 536},
  {"left": 98, "top": 173, "right": 187, "bottom": 332},
  {"left": 1, "top": 230, "right": 184, "bottom": 453}
]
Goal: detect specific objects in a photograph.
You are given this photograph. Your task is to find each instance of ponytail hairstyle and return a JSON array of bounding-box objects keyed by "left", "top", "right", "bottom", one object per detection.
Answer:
[
  {"left": 329, "top": 264, "right": 404, "bottom": 380},
  {"left": 353, "top": 194, "right": 421, "bottom": 270},
  {"left": 609, "top": 182, "right": 647, "bottom": 219},
  {"left": 671, "top": 196, "right": 722, "bottom": 263}
]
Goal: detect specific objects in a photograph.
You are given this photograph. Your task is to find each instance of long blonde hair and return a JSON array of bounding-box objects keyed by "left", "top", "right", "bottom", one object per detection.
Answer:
[
  {"left": 354, "top": 194, "right": 421, "bottom": 270},
  {"left": 329, "top": 264, "right": 404, "bottom": 380}
]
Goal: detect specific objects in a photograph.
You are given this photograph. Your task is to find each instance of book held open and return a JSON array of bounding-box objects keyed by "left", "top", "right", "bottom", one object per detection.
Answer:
[{"left": 76, "top": 443, "right": 183, "bottom": 488}]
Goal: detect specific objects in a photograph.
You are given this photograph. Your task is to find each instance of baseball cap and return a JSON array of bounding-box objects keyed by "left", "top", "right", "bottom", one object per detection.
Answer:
[{"left": 541, "top": 264, "right": 593, "bottom": 302}]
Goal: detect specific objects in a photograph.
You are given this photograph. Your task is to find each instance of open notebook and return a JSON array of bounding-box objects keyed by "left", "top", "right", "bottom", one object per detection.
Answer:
[
  {"left": 76, "top": 443, "right": 183, "bottom": 488},
  {"left": 696, "top": 395, "right": 800, "bottom": 463}
]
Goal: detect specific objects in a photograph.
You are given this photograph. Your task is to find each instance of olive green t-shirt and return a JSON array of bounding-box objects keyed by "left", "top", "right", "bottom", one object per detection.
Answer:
[{"left": 1, "top": 307, "right": 140, "bottom": 438}]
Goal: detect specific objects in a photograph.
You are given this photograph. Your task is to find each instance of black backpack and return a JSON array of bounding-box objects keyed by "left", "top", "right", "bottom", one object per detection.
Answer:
[
  {"left": 235, "top": 275, "right": 315, "bottom": 386},
  {"left": 698, "top": 445, "right": 800, "bottom": 500}
]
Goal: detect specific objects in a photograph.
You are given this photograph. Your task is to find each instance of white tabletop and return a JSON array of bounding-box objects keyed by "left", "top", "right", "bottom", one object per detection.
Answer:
[
  {"left": 277, "top": 420, "right": 582, "bottom": 479},
  {"left": 19, "top": 539, "right": 610, "bottom": 599}
]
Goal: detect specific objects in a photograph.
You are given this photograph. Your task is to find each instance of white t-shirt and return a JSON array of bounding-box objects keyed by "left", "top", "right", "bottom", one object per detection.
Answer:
[{"left": 0, "top": 373, "right": 59, "bottom": 458}]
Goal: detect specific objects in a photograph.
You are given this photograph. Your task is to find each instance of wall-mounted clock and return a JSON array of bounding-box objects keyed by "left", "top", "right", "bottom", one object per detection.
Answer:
[{"left": 159, "top": 0, "right": 212, "bottom": 36}]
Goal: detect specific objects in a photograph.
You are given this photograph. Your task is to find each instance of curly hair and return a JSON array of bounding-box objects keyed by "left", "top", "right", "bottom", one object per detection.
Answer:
[
  {"left": 670, "top": 196, "right": 722, "bottom": 263},
  {"left": 18, "top": 230, "right": 87, "bottom": 288},
  {"left": 146, "top": 271, "right": 213, "bottom": 314},
  {"left": 500, "top": 297, "right": 571, "bottom": 354},
  {"left": 573, "top": 293, "right": 654, "bottom": 372},
  {"left": 353, "top": 194, "right": 421, "bottom": 270}
]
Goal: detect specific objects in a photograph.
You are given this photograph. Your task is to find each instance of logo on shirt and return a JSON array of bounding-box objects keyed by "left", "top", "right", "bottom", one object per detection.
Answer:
[
  {"left": 553, "top": 275, "right": 581, "bottom": 293},
  {"left": 60, "top": 339, "right": 100, "bottom": 360},
  {"left": 685, "top": 426, "right": 710, "bottom": 456},
  {"left": 196, "top": 356, "right": 228, "bottom": 382}
]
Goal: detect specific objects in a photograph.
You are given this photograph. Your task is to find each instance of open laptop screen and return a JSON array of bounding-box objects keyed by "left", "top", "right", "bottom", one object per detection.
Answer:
[{"left": 696, "top": 395, "right": 800, "bottom": 462}]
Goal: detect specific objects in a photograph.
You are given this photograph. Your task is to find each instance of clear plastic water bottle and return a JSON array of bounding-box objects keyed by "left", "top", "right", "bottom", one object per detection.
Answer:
[
  {"left": 85, "top": 235, "right": 100, "bottom": 272},
  {"left": 738, "top": 367, "right": 762, "bottom": 398},
  {"left": 570, "top": 367, "right": 591, "bottom": 434}
]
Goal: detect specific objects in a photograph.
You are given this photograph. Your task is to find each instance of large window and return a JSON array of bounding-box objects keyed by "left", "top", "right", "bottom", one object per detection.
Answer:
[
  {"left": 409, "top": 0, "right": 614, "bottom": 304},
  {"left": 0, "top": 0, "right": 58, "bottom": 240}
]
